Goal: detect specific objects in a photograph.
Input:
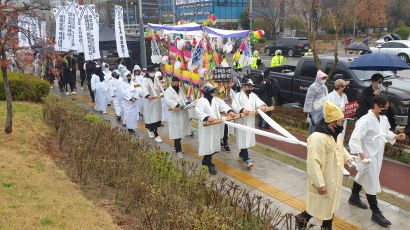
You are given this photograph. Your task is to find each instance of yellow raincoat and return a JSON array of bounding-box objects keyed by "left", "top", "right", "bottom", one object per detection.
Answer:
[{"left": 306, "top": 131, "right": 352, "bottom": 220}]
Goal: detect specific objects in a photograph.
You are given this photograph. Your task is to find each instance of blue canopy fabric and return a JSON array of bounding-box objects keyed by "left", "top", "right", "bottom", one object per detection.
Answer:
[
  {"left": 204, "top": 27, "right": 249, "bottom": 38},
  {"left": 348, "top": 53, "right": 409, "bottom": 71},
  {"left": 148, "top": 23, "right": 250, "bottom": 38}
]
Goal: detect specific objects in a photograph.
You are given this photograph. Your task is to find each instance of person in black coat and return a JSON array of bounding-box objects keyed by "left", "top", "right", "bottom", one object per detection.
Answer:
[
  {"left": 85, "top": 60, "right": 96, "bottom": 102},
  {"left": 78, "top": 54, "right": 86, "bottom": 89},
  {"left": 67, "top": 52, "right": 77, "bottom": 94},
  {"left": 356, "top": 74, "right": 383, "bottom": 119},
  {"left": 256, "top": 74, "right": 274, "bottom": 128}
]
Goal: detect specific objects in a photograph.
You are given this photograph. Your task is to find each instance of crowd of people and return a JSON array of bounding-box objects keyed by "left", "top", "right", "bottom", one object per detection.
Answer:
[
  {"left": 299, "top": 70, "right": 407, "bottom": 229},
  {"left": 39, "top": 52, "right": 408, "bottom": 229}
]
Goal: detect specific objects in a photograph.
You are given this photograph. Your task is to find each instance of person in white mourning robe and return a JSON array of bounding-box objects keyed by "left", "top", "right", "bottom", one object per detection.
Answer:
[
  {"left": 141, "top": 66, "right": 163, "bottom": 143},
  {"left": 232, "top": 79, "right": 267, "bottom": 168},
  {"left": 102, "top": 63, "right": 113, "bottom": 106},
  {"left": 158, "top": 72, "right": 168, "bottom": 123},
  {"left": 109, "top": 70, "right": 123, "bottom": 121},
  {"left": 91, "top": 65, "right": 109, "bottom": 114},
  {"left": 327, "top": 79, "right": 351, "bottom": 176},
  {"left": 164, "top": 77, "right": 192, "bottom": 159},
  {"left": 132, "top": 65, "right": 144, "bottom": 116},
  {"left": 195, "top": 83, "right": 236, "bottom": 175},
  {"left": 119, "top": 70, "right": 142, "bottom": 134},
  {"left": 348, "top": 95, "right": 406, "bottom": 227}
]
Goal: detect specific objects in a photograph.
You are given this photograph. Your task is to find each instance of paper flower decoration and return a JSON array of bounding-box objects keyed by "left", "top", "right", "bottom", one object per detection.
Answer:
[{"left": 240, "top": 42, "right": 246, "bottom": 51}]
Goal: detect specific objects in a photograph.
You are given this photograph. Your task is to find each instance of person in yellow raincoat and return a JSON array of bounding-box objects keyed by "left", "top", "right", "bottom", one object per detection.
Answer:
[{"left": 296, "top": 101, "right": 354, "bottom": 230}]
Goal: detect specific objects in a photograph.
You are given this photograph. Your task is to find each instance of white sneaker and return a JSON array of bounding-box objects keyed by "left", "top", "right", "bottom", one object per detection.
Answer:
[
  {"left": 103, "top": 111, "right": 107, "bottom": 114},
  {"left": 71, "top": 91, "right": 77, "bottom": 95},
  {"left": 176, "top": 152, "right": 184, "bottom": 159},
  {"left": 148, "top": 131, "right": 155, "bottom": 139},
  {"left": 65, "top": 92, "right": 70, "bottom": 95},
  {"left": 154, "top": 136, "right": 162, "bottom": 143},
  {"left": 343, "top": 168, "right": 350, "bottom": 176},
  {"left": 81, "top": 87, "right": 84, "bottom": 90},
  {"left": 50, "top": 86, "right": 53, "bottom": 89}
]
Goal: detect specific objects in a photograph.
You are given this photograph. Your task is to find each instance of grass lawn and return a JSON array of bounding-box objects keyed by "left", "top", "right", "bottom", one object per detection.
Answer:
[{"left": 0, "top": 101, "right": 119, "bottom": 229}]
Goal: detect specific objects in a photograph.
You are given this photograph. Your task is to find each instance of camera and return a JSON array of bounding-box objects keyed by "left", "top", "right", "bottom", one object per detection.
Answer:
[{"left": 382, "top": 81, "right": 392, "bottom": 87}]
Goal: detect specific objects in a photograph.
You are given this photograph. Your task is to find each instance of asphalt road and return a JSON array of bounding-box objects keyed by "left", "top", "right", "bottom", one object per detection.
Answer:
[{"left": 226, "top": 53, "right": 410, "bottom": 78}]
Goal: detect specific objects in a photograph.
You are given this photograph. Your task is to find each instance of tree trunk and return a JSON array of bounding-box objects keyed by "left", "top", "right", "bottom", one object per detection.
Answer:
[{"left": 1, "top": 66, "right": 12, "bottom": 134}]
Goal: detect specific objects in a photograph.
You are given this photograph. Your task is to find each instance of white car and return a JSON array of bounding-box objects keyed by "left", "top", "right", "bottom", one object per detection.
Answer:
[{"left": 370, "top": 40, "right": 410, "bottom": 63}]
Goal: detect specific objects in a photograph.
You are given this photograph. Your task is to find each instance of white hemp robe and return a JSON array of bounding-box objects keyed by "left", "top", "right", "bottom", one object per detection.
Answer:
[
  {"left": 232, "top": 91, "right": 266, "bottom": 149},
  {"left": 109, "top": 78, "right": 122, "bottom": 116},
  {"left": 164, "top": 87, "right": 191, "bottom": 139},
  {"left": 195, "top": 97, "right": 232, "bottom": 156},
  {"left": 327, "top": 90, "right": 349, "bottom": 139},
  {"left": 120, "top": 82, "right": 141, "bottom": 130},
  {"left": 141, "top": 77, "right": 162, "bottom": 125},
  {"left": 349, "top": 110, "right": 396, "bottom": 195}
]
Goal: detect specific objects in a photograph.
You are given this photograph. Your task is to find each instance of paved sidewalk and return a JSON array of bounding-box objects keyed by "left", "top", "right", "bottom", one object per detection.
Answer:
[
  {"left": 255, "top": 127, "right": 410, "bottom": 196},
  {"left": 53, "top": 82, "right": 410, "bottom": 230}
]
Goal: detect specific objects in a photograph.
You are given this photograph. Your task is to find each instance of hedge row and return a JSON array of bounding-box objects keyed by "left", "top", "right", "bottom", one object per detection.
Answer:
[
  {"left": 42, "top": 94, "right": 295, "bottom": 229},
  {"left": 0, "top": 71, "right": 50, "bottom": 102}
]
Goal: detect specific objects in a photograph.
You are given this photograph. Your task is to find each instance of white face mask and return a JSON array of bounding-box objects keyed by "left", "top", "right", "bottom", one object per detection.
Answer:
[
  {"left": 378, "top": 83, "right": 384, "bottom": 91},
  {"left": 320, "top": 79, "right": 326, "bottom": 84}
]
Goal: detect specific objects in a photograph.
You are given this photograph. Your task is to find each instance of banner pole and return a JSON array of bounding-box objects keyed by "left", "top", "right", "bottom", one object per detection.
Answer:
[{"left": 139, "top": 0, "right": 147, "bottom": 68}]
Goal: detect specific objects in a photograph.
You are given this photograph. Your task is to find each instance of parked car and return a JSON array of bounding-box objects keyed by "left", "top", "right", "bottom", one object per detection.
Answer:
[
  {"left": 370, "top": 40, "right": 410, "bottom": 63},
  {"left": 374, "top": 33, "right": 402, "bottom": 46},
  {"left": 248, "top": 55, "right": 410, "bottom": 121},
  {"left": 264, "top": 37, "right": 310, "bottom": 57}
]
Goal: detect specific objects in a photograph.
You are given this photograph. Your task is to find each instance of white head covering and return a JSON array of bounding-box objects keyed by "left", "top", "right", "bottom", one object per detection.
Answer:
[{"left": 155, "top": 71, "right": 162, "bottom": 78}]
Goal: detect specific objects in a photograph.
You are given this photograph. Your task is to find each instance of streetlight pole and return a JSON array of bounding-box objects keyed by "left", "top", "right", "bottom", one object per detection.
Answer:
[
  {"left": 125, "top": 0, "right": 129, "bottom": 25},
  {"left": 139, "top": 0, "right": 147, "bottom": 68},
  {"left": 173, "top": 0, "right": 176, "bottom": 24},
  {"left": 250, "top": 0, "right": 253, "bottom": 30}
]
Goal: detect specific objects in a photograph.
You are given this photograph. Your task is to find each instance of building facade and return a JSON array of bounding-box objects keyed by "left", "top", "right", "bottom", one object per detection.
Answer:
[{"left": 159, "top": 0, "right": 247, "bottom": 28}]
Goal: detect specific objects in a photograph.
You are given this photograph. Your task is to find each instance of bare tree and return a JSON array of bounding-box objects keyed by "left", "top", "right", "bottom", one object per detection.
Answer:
[
  {"left": 285, "top": 0, "right": 322, "bottom": 69},
  {"left": 322, "top": 0, "right": 352, "bottom": 85},
  {"left": 253, "top": 0, "right": 284, "bottom": 39},
  {"left": 0, "top": 0, "right": 50, "bottom": 133}
]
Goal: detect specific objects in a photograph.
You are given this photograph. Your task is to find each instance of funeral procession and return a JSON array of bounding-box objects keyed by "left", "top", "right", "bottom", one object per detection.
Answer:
[{"left": 1, "top": 0, "right": 410, "bottom": 229}]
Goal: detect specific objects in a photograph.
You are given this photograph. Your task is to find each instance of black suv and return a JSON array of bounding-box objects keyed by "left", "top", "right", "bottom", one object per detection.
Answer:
[{"left": 264, "top": 37, "right": 310, "bottom": 57}]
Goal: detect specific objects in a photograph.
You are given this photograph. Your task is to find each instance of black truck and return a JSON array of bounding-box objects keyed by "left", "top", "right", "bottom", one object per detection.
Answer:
[{"left": 249, "top": 55, "right": 410, "bottom": 121}]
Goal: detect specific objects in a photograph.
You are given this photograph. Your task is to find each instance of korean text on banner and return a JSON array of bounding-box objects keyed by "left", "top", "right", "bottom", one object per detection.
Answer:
[
  {"left": 344, "top": 100, "right": 359, "bottom": 118},
  {"left": 80, "top": 5, "right": 100, "bottom": 61},
  {"left": 114, "top": 5, "right": 129, "bottom": 58},
  {"left": 53, "top": 6, "right": 67, "bottom": 51}
]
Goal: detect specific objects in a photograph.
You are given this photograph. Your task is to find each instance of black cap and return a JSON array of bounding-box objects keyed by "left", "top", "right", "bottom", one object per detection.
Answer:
[
  {"left": 171, "top": 76, "right": 180, "bottom": 82},
  {"left": 147, "top": 65, "right": 155, "bottom": 72}
]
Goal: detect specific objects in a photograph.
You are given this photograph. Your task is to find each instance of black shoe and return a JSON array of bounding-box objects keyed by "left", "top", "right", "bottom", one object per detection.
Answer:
[
  {"left": 208, "top": 166, "right": 217, "bottom": 175},
  {"left": 349, "top": 195, "right": 368, "bottom": 209},
  {"left": 295, "top": 214, "right": 308, "bottom": 229},
  {"left": 108, "top": 103, "right": 111, "bottom": 106},
  {"left": 128, "top": 129, "right": 135, "bottom": 134},
  {"left": 117, "top": 116, "right": 121, "bottom": 121},
  {"left": 371, "top": 213, "right": 392, "bottom": 227},
  {"left": 223, "top": 145, "right": 231, "bottom": 152}
]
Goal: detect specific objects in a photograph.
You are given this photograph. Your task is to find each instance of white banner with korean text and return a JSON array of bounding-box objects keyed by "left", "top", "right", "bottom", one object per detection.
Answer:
[
  {"left": 114, "top": 5, "right": 129, "bottom": 58},
  {"left": 80, "top": 5, "right": 100, "bottom": 60},
  {"left": 53, "top": 6, "right": 67, "bottom": 51}
]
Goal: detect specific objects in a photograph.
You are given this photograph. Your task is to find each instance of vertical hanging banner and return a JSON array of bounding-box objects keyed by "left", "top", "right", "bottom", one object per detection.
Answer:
[
  {"left": 40, "top": 21, "right": 47, "bottom": 41},
  {"left": 63, "top": 2, "right": 77, "bottom": 51},
  {"left": 114, "top": 5, "right": 129, "bottom": 58},
  {"left": 53, "top": 6, "right": 67, "bottom": 51},
  {"left": 75, "top": 4, "right": 85, "bottom": 52},
  {"left": 29, "top": 17, "right": 40, "bottom": 44},
  {"left": 18, "top": 14, "right": 31, "bottom": 47},
  {"left": 80, "top": 5, "right": 100, "bottom": 60}
]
